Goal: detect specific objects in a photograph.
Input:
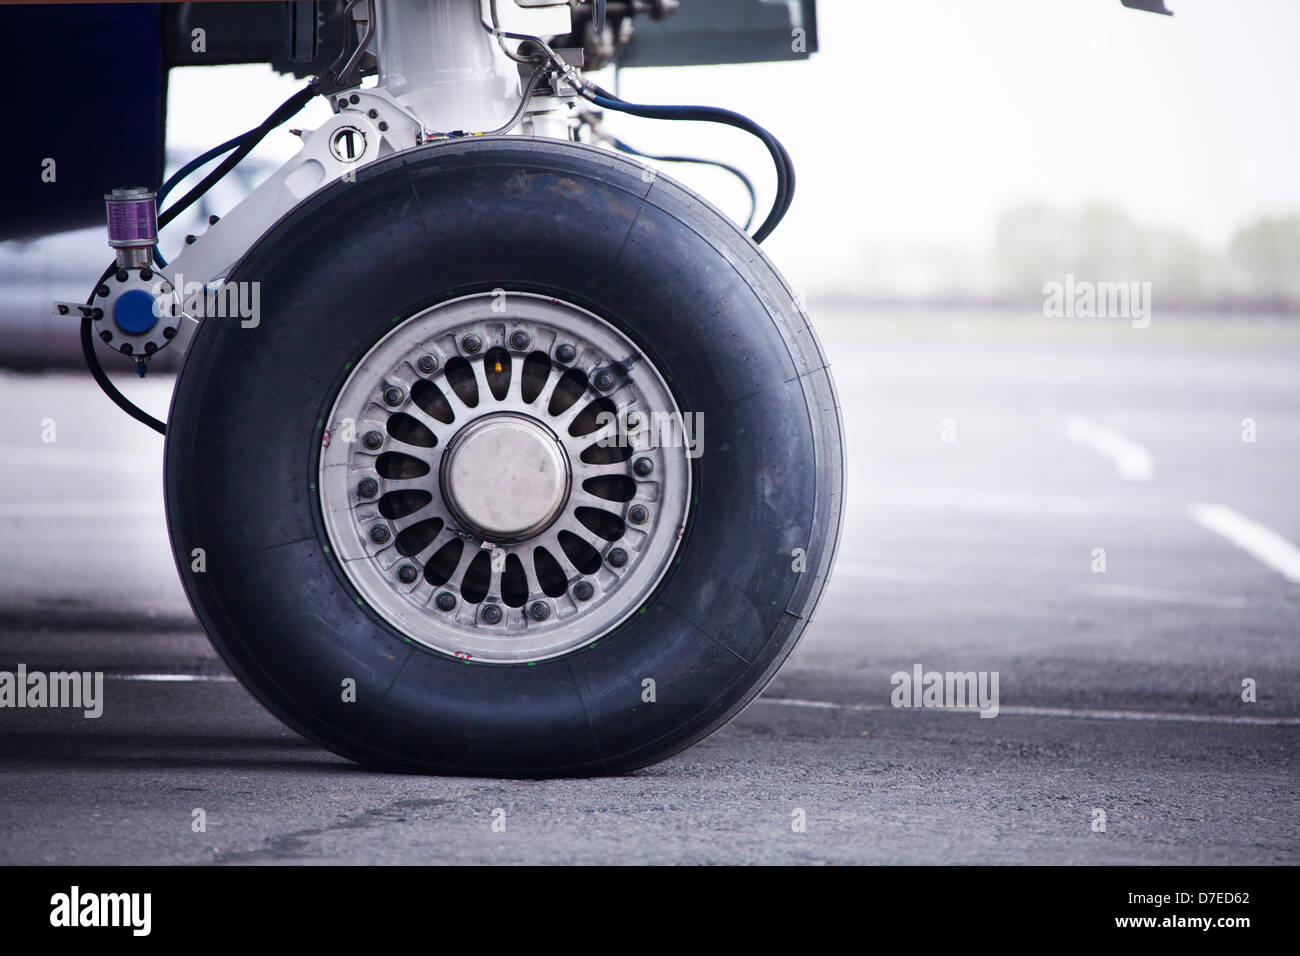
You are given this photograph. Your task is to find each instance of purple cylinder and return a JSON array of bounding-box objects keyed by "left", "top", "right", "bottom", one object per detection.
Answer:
[{"left": 105, "top": 187, "right": 158, "bottom": 248}]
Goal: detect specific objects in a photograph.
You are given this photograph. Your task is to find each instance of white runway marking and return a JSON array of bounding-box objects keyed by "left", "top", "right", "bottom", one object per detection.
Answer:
[
  {"left": 1061, "top": 415, "right": 1155, "bottom": 481},
  {"left": 1077, "top": 582, "right": 1250, "bottom": 609},
  {"left": 863, "top": 486, "right": 1163, "bottom": 516},
  {"left": 0, "top": 445, "right": 156, "bottom": 473},
  {"left": 106, "top": 674, "right": 238, "bottom": 683},
  {"left": 1190, "top": 503, "right": 1300, "bottom": 584},
  {"left": 757, "top": 697, "right": 1300, "bottom": 726},
  {"left": 0, "top": 500, "right": 158, "bottom": 518}
]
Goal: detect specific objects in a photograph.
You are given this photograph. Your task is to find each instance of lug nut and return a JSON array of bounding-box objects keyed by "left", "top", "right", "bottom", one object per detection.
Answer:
[
  {"left": 140, "top": 267, "right": 153, "bottom": 281},
  {"left": 367, "top": 108, "right": 379, "bottom": 119},
  {"left": 593, "top": 370, "right": 615, "bottom": 391},
  {"left": 383, "top": 385, "right": 405, "bottom": 406},
  {"left": 378, "top": 121, "right": 389, "bottom": 132},
  {"left": 99, "top": 330, "right": 113, "bottom": 343},
  {"left": 481, "top": 604, "right": 503, "bottom": 625},
  {"left": 573, "top": 581, "right": 594, "bottom": 601},
  {"left": 628, "top": 505, "right": 648, "bottom": 525},
  {"left": 509, "top": 330, "right": 530, "bottom": 350},
  {"left": 529, "top": 601, "right": 550, "bottom": 621},
  {"left": 461, "top": 334, "right": 482, "bottom": 354},
  {"left": 97, "top": 285, "right": 110, "bottom": 298},
  {"left": 362, "top": 430, "right": 384, "bottom": 450},
  {"left": 369, "top": 525, "right": 390, "bottom": 544},
  {"left": 625, "top": 412, "right": 641, "bottom": 429},
  {"left": 607, "top": 548, "right": 628, "bottom": 568},
  {"left": 436, "top": 592, "right": 457, "bottom": 612},
  {"left": 555, "top": 343, "right": 576, "bottom": 363},
  {"left": 417, "top": 353, "right": 438, "bottom": 373},
  {"left": 397, "top": 564, "right": 418, "bottom": 584},
  {"left": 633, "top": 457, "right": 654, "bottom": 477},
  {"left": 357, "top": 477, "right": 378, "bottom": 498},
  {"left": 162, "top": 326, "right": 176, "bottom": 339},
  {"left": 115, "top": 269, "right": 128, "bottom": 283}
]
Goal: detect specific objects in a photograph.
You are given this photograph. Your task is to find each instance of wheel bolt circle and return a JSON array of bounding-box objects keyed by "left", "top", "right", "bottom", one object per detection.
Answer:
[
  {"left": 481, "top": 604, "right": 503, "bottom": 625},
  {"left": 369, "top": 524, "right": 390, "bottom": 544},
  {"left": 417, "top": 353, "right": 438, "bottom": 373},
  {"left": 357, "top": 477, "right": 378, "bottom": 498},
  {"left": 529, "top": 601, "right": 550, "bottom": 621},
  {"left": 607, "top": 548, "right": 628, "bottom": 568},
  {"left": 436, "top": 592, "right": 457, "bottom": 612},
  {"left": 462, "top": 334, "right": 482, "bottom": 353},
  {"left": 383, "top": 386, "right": 404, "bottom": 406},
  {"left": 633, "top": 457, "right": 653, "bottom": 477},
  {"left": 397, "top": 564, "right": 418, "bottom": 584},
  {"left": 573, "top": 581, "right": 594, "bottom": 601},
  {"left": 628, "top": 505, "right": 648, "bottom": 525},
  {"left": 363, "top": 430, "right": 383, "bottom": 450}
]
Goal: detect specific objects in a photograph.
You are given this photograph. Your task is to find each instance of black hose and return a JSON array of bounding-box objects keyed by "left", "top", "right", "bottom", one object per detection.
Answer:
[
  {"left": 79, "top": 262, "right": 167, "bottom": 435},
  {"left": 607, "top": 136, "right": 758, "bottom": 231},
  {"left": 84, "top": 83, "right": 319, "bottom": 435},
  {"left": 586, "top": 89, "right": 795, "bottom": 243}
]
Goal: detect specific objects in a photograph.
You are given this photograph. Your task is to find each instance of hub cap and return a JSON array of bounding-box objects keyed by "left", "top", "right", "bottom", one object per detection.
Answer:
[{"left": 318, "top": 293, "right": 692, "bottom": 663}]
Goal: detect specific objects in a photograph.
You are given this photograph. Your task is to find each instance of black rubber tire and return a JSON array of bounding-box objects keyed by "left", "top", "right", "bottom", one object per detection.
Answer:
[{"left": 164, "top": 137, "right": 843, "bottom": 777}]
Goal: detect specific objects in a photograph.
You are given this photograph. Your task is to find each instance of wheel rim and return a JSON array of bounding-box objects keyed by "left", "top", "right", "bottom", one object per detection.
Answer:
[{"left": 319, "top": 292, "right": 692, "bottom": 663}]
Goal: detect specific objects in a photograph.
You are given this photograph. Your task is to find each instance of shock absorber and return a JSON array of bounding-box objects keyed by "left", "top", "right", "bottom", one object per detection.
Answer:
[{"left": 104, "top": 187, "right": 159, "bottom": 270}]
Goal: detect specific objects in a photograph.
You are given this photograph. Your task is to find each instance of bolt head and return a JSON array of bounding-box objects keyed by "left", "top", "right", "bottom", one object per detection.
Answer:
[
  {"left": 594, "top": 371, "right": 615, "bottom": 391},
  {"left": 555, "top": 343, "right": 576, "bottom": 363},
  {"left": 115, "top": 269, "right": 128, "bottom": 283},
  {"left": 357, "top": 478, "right": 378, "bottom": 499},
  {"left": 481, "top": 604, "right": 503, "bottom": 625},
  {"left": 363, "top": 430, "right": 384, "bottom": 450},
  {"left": 417, "top": 353, "right": 438, "bottom": 373},
  {"left": 607, "top": 548, "right": 628, "bottom": 568},
  {"left": 162, "top": 326, "right": 176, "bottom": 339},
  {"left": 628, "top": 505, "right": 648, "bottom": 525},
  {"left": 383, "top": 385, "right": 405, "bottom": 407},
  {"left": 509, "top": 330, "right": 530, "bottom": 350},
  {"left": 436, "top": 592, "right": 457, "bottom": 612},
  {"left": 397, "top": 564, "right": 418, "bottom": 584},
  {"left": 625, "top": 412, "right": 641, "bottom": 429},
  {"left": 633, "top": 457, "right": 654, "bottom": 477},
  {"left": 529, "top": 601, "right": 551, "bottom": 621},
  {"left": 461, "top": 334, "right": 482, "bottom": 354},
  {"left": 573, "top": 581, "right": 595, "bottom": 601},
  {"left": 369, "top": 524, "right": 390, "bottom": 544}
]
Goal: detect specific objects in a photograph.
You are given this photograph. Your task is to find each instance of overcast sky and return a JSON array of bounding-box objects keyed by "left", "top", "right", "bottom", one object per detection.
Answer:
[{"left": 168, "top": 0, "right": 1300, "bottom": 288}]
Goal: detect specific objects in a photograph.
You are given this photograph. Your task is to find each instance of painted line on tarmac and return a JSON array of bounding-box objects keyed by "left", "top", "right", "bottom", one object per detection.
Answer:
[
  {"left": 1061, "top": 415, "right": 1155, "bottom": 482},
  {"left": 1190, "top": 502, "right": 1300, "bottom": 584},
  {"left": 106, "top": 674, "right": 238, "bottom": 683},
  {"left": 757, "top": 697, "right": 1300, "bottom": 726}
]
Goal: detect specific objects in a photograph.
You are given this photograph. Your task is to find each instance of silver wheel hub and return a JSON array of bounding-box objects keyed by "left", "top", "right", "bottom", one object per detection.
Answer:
[
  {"left": 318, "top": 292, "right": 692, "bottom": 663},
  {"left": 440, "top": 413, "right": 570, "bottom": 543}
]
